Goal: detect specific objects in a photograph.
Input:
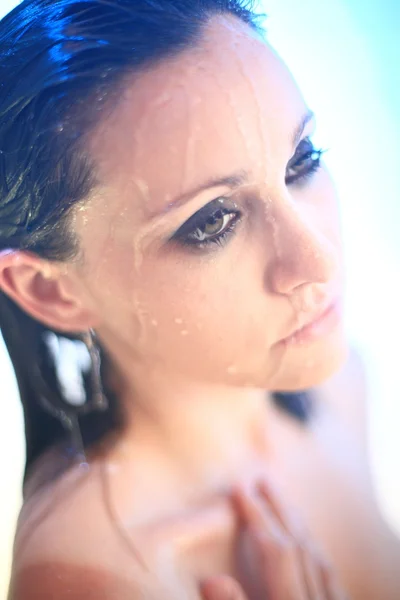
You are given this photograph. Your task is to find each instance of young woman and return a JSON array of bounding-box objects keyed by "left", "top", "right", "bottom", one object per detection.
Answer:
[{"left": 0, "top": 0, "right": 399, "bottom": 598}]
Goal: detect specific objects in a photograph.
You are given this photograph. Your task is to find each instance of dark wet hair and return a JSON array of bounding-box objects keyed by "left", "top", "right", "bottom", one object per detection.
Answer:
[
  {"left": 0, "top": 0, "right": 311, "bottom": 483},
  {"left": 0, "top": 0, "right": 266, "bottom": 479}
]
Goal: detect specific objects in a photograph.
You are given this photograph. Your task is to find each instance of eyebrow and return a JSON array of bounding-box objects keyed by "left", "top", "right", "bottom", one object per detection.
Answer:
[
  {"left": 158, "top": 110, "right": 315, "bottom": 216},
  {"left": 159, "top": 171, "right": 249, "bottom": 215},
  {"left": 293, "top": 109, "right": 315, "bottom": 146}
]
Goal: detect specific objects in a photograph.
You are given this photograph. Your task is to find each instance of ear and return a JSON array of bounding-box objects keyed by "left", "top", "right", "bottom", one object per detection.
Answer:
[{"left": 0, "top": 250, "right": 99, "bottom": 333}]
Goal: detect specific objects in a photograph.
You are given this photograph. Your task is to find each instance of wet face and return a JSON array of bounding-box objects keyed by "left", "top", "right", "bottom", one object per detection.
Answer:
[{"left": 73, "top": 15, "right": 347, "bottom": 393}]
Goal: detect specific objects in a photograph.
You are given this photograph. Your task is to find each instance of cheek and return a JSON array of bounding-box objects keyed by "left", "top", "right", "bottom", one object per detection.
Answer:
[
  {"left": 297, "top": 167, "right": 342, "bottom": 247},
  {"left": 112, "top": 252, "right": 276, "bottom": 380},
  {"left": 134, "top": 261, "right": 252, "bottom": 351},
  {"left": 318, "top": 168, "right": 342, "bottom": 233}
]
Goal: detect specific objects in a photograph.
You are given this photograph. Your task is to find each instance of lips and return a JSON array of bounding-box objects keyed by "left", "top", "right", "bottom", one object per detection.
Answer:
[
  {"left": 294, "top": 301, "right": 334, "bottom": 333},
  {"left": 280, "top": 299, "right": 342, "bottom": 345}
]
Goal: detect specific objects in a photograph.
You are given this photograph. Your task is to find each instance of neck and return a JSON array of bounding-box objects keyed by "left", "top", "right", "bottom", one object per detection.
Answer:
[{"left": 113, "top": 367, "right": 273, "bottom": 500}]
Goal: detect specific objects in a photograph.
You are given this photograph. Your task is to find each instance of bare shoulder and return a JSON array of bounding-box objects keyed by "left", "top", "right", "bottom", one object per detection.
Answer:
[
  {"left": 9, "top": 553, "right": 196, "bottom": 600},
  {"left": 8, "top": 562, "right": 140, "bottom": 600},
  {"left": 16, "top": 459, "right": 114, "bottom": 566},
  {"left": 12, "top": 461, "right": 144, "bottom": 593},
  {"left": 9, "top": 560, "right": 199, "bottom": 600},
  {"left": 12, "top": 459, "right": 198, "bottom": 600}
]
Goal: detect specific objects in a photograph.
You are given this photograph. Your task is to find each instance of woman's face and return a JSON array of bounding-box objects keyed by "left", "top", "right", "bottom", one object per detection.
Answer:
[{"left": 73, "top": 15, "right": 347, "bottom": 392}]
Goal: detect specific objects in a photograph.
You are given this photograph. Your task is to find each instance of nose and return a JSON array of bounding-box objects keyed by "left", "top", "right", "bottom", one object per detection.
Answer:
[{"left": 267, "top": 204, "right": 338, "bottom": 297}]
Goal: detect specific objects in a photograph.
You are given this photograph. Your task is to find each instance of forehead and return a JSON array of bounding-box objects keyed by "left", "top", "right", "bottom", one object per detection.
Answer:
[{"left": 89, "top": 15, "right": 306, "bottom": 218}]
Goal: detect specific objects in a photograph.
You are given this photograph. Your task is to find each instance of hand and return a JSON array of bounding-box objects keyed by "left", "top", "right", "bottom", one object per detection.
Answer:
[{"left": 200, "top": 478, "right": 348, "bottom": 600}]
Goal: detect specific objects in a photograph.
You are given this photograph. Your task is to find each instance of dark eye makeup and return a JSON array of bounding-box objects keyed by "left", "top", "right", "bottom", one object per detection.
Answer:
[
  {"left": 172, "top": 137, "right": 325, "bottom": 250},
  {"left": 172, "top": 198, "right": 242, "bottom": 250},
  {"left": 285, "top": 137, "right": 325, "bottom": 185}
]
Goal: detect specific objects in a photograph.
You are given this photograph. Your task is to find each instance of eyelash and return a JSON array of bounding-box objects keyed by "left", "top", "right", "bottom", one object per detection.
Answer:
[
  {"left": 173, "top": 203, "right": 243, "bottom": 250},
  {"left": 285, "top": 138, "right": 325, "bottom": 185},
  {"left": 174, "top": 138, "right": 324, "bottom": 250}
]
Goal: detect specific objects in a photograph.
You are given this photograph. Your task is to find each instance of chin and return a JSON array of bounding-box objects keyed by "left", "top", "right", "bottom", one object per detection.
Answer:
[{"left": 268, "top": 331, "right": 349, "bottom": 392}]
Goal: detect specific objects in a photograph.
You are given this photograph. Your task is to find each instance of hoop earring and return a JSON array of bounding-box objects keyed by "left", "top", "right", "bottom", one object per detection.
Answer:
[
  {"left": 42, "top": 329, "right": 108, "bottom": 413},
  {"left": 81, "top": 328, "right": 108, "bottom": 412}
]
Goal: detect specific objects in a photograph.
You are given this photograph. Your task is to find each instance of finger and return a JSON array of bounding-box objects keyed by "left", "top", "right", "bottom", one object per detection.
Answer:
[
  {"left": 298, "top": 543, "right": 327, "bottom": 600},
  {"left": 320, "top": 561, "right": 349, "bottom": 600},
  {"left": 232, "top": 486, "right": 265, "bottom": 529},
  {"left": 239, "top": 494, "right": 324, "bottom": 600},
  {"left": 245, "top": 516, "right": 307, "bottom": 599},
  {"left": 232, "top": 486, "right": 298, "bottom": 595},
  {"left": 232, "top": 486, "right": 283, "bottom": 540},
  {"left": 200, "top": 576, "right": 249, "bottom": 600},
  {"left": 232, "top": 483, "right": 322, "bottom": 600},
  {"left": 257, "top": 478, "right": 306, "bottom": 539}
]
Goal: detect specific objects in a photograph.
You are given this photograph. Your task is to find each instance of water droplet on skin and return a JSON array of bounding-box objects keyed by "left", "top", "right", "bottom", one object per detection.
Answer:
[
  {"left": 175, "top": 318, "right": 183, "bottom": 325},
  {"left": 153, "top": 91, "right": 173, "bottom": 107},
  {"left": 164, "top": 192, "right": 173, "bottom": 203},
  {"left": 120, "top": 183, "right": 163, "bottom": 350},
  {"left": 181, "top": 330, "right": 189, "bottom": 336},
  {"left": 151, "top": 319, "right": 158, "bottom": 327},
  {"left": 227, "top": 365, "right": 237, "bottom": 375}
]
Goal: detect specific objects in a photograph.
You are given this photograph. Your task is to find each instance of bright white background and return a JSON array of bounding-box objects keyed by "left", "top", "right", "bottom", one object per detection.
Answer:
[{"left": 0, "top": 0, "right": 399, "bottom": 596}]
